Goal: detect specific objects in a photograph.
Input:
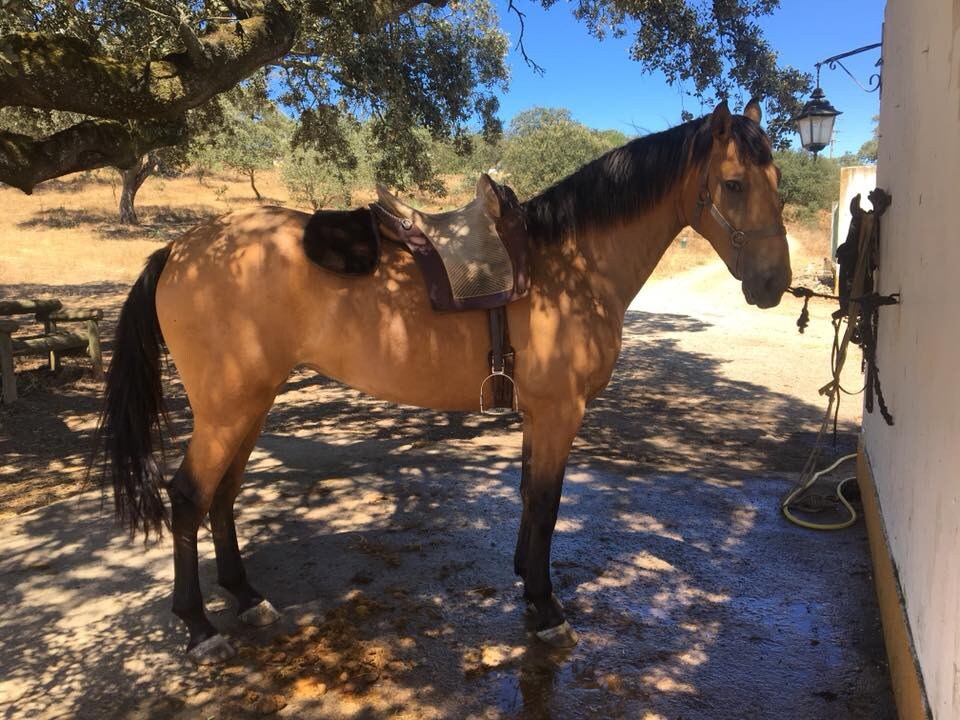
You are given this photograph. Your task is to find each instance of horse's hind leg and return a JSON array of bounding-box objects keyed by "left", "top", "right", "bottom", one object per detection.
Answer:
[
  {"left": 169, "top": 413, "right": 267, "bottom": 664},
  {"left": 209, "top": 411, "right": 281, "bottom": 627},
  {"left": 513, "top": 430, "right": 533, "bottom": 577},
  {"left": 515, "top": 407, "right": 583, "bottom": 648}
]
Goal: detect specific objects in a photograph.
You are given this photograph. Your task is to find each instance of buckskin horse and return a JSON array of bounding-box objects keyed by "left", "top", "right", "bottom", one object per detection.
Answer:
[{"left": 98, "top": 100, "right": 791, "bottom": 663}]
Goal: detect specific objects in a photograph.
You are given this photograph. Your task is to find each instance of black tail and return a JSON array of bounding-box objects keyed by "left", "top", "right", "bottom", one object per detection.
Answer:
[{"left": 96, "top": 246, "right": 172, "bottom": 539}]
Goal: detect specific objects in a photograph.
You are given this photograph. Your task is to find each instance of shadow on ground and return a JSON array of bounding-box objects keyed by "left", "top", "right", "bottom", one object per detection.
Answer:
[
  {"left": 0, "top": 309, "right": 890, "bottom": 719},
  {"left": 14, "top": 206, "right": 219, "bottom": 241}
]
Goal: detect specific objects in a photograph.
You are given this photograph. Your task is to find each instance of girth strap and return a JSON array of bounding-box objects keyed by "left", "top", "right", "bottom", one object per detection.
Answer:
[
  {"left": 370, "top": 201, "right": 520, "bottom": 413},
  {"left": 481, "top": 306, "right": 518, "bottom": 413}
]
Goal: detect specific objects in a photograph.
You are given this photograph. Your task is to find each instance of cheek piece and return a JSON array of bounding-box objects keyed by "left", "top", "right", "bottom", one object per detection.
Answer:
[{"left": 690, "top": 165, "right": 786, "bottom": 280}]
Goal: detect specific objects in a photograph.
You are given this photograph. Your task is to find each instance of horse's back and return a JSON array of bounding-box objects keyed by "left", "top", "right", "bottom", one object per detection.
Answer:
[{"left": 155, "top": 206, "right": 497, "bottom": 414}]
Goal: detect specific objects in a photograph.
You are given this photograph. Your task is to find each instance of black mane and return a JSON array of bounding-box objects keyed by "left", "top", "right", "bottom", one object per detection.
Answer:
[{"left": 523, "top": 115, "right": 774, "bottom": 244}]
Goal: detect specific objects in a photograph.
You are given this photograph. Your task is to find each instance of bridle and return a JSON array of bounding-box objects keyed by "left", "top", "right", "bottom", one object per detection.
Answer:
[{"left": 691, "top": 164, "right": 786, "bottom": 280}]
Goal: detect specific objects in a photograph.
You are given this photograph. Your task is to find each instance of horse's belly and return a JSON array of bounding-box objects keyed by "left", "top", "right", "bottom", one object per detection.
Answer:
[
  {"left": 156, "top": 212, "right": 531, "bottom": 415},
  {"left": 299, "top": 288, "right": 494, "bottom": 412}
]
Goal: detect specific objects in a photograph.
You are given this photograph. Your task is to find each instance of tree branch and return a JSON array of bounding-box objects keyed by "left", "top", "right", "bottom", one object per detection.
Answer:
[
  {"left": 0, "top": 1, "right": 299, "bottom": 120},
  {"left": 370, "top": 0, "right": 448, "bottom": 26},
  {"left": 0, "top": 118, "right": 186, "bottom": 194},
  {"left": 507, "top": 0, "right": 545, "bottom": 75},
  {"left": 176, "top": 7, "right": 211, "bottom": 67}
]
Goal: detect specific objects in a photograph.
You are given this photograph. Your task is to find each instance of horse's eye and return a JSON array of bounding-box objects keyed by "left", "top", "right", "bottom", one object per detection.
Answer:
[{"left": 724, "top": 180, "right": 743, "bottom": 193}]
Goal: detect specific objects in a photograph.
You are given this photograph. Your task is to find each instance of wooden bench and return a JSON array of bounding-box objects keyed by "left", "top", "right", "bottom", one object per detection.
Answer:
[{"left": 0, "top": 299, "right": 104, "bottom": 404}]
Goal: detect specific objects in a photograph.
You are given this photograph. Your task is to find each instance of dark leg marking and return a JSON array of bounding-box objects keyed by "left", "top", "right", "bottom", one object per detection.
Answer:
[{"left": 168, "top": 467, "right": 217, "bottom": 649}]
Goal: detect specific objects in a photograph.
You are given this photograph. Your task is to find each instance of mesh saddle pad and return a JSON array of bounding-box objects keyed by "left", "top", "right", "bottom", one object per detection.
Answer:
[
  {"left": 373, "top": 186, "right": 528, "bottom": 312},
  {"left": 417, "top": 207, "right": 514, "bottom": 301}
]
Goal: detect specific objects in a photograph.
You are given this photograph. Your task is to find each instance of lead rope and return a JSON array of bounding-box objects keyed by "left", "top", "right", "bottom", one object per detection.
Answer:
[{"left": 781, "top": 191, "right": 896, "bottom": 531}]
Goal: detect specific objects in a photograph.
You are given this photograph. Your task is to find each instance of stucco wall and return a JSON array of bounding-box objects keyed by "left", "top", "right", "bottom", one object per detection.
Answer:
[
  {"left": 864, "top": 2, "right": 960, "bottom": 717},
  {"left": 838, "top": 165, "right": 876, "bottom": 248}
]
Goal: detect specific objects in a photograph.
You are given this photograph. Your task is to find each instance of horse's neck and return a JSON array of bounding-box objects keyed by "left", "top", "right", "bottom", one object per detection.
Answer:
[{"left": 558, "top": 193, "right": 686, "bottom": 316}]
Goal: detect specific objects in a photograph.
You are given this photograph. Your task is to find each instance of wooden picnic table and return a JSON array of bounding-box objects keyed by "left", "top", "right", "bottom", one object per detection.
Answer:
[{"left": 0, "top": 298, "right": 104, "bottom": 403}]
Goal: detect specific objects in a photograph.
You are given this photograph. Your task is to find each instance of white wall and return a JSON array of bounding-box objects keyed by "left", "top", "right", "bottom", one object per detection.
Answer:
[
  {"left": 864, "top": 2, "right": 960, "bottom": 717},
  {"left": 838, "top": 165, "right": 876, "bottom": 247}
]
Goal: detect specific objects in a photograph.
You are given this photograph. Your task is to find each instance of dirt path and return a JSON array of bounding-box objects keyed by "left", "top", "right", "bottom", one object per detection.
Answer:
[{"left": 0, "top": 261, "right": 892, "bottom": 719}]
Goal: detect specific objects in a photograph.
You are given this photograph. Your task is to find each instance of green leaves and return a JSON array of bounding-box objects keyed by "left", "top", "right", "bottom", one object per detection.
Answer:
[
  {"left": 3, "top": 0, "right": 811, "bottom": 192},
  {"left": 278, "top": 0, "right": 508, "bottom": 189},
  {"left": 281, "top": 121, "right": 371, "bottom": 210},
  {"left": 499, "top": 107, "right": 628, "bottom": 198},
  {"left": 774, "top": 149, "right": 840, "bottom": 221},
  {"left": 542, "top": 0, "right": 810, "bottom": 148}
]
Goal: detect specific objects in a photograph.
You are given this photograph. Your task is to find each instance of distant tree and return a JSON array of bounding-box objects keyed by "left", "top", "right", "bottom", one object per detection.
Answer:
[
  {"left": 594, "top": 128, "right": 630, "bottom": 148},
  {"left": 430, "top": 132, "right": 503, "bottom": 179},
  {"left": 499, "top": 107, "right": 628, "bottom": 198},
  {"left": 855, "top": 115, "right": 879, "bottom": 164},
  {"left": 194, "top": 94, "right": 293, "bottom": 201},
  {"left": 774, "top": 149, "right": 840, "bottom": 220},
  {"left": 281, "top": 122, "right": 371, "bottom": 210},
  {"left": 116, "top": 144, "right": 191, "bottom": 224},
  {"left": 281, "top": 151, "right": 358, "bottom": 211},
  {"left": 117, "top": 153, "right": 161, "bottom": 225}
]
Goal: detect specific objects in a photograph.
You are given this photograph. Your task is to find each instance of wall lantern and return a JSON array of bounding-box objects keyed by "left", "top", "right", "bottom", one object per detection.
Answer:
[
  {"left": 795, "top": 42, "right": 882, "bottom": 157},
  {"left": 795, "top": 88, "right": 841, "bottom": 157}
]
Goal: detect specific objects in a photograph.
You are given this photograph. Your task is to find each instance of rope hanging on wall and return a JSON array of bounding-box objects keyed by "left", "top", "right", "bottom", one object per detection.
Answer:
[{"left": 782, "top": 188, "right": 898, "bottom": 531}]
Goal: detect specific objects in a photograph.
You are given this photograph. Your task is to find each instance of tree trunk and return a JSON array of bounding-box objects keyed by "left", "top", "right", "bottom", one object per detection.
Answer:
[
  {"left": 118, "top": 153, "right": 158, "bottom": 225},
  {"left": 248, "top": 169, "right": 262, "bottom": 201}
]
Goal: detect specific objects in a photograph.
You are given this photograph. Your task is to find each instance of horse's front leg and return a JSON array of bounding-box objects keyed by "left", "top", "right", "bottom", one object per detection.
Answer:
[{"left": 515, "top": 407, "right": 582, "bottom": 647}]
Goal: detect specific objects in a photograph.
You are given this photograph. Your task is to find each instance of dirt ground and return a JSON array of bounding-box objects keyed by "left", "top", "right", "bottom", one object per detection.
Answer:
[{"left": 0, "top": 175, "right": 891, "bottom": 719}]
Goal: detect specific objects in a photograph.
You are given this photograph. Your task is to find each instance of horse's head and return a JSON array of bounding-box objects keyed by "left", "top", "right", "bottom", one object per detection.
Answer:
[{"left": 686, "top": 99, "right": 791, "bottom": 308}]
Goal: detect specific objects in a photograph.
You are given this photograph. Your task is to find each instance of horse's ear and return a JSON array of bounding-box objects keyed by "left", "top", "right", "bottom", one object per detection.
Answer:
[
  {"left": 711, "top": 100, "right": 733, "bottom": 141},
  {"left": 744, "top": 97, "right": 762, "bottom": 125},
  {"left": 477, "top": 173, "right": 502, "bottom": 219}
]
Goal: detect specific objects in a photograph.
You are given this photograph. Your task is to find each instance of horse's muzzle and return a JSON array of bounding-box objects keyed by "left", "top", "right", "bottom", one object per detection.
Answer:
[{"left": 742, "top": 266, "right": 791, "bottom": 309}]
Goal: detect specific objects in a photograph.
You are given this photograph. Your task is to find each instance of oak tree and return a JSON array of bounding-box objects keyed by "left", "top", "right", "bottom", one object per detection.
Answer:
[{"left": 1, "top": 0, "right": 808, "bottom": 194}]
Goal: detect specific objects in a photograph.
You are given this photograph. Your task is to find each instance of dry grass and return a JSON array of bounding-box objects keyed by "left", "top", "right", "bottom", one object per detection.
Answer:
[
  {"left": 0, "top": 170, "right": 480, "bottom": 286},
  {"left": 1, "top": 170, "right": 832, "bottom": 288}
]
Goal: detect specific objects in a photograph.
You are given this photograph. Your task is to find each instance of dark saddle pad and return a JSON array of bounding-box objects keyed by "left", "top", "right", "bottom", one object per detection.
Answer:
[{"left": 302, "top": 207, "right": 381, "bottom": 276}]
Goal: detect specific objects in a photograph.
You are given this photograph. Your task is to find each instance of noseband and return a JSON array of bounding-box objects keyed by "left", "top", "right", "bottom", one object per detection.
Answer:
[{"left": 691, "top": 165, "right": 786, "bottom": 280}]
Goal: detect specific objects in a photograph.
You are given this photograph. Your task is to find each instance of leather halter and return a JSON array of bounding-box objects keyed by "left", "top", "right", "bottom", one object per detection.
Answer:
[{"left": 691, "top": 164, "right": 786, "bottom": 280}]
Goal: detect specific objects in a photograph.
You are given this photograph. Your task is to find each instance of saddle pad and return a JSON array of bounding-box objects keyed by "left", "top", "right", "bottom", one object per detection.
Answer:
[
  {"left": 302, "top": 208, "right": 380, "bottom": 276},
  {"left": 417, "top": 208, "right": 515, "bottom": 301}
]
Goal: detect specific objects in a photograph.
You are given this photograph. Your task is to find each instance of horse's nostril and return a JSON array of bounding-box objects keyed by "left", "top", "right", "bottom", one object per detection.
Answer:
[{"left": 762, "top": 269, "right": 789, "bottom": 298}]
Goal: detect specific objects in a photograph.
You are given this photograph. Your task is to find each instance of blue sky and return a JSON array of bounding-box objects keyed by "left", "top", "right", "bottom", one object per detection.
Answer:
[{"left": 492, "top": 0, "right": 885, "bottom": 156}]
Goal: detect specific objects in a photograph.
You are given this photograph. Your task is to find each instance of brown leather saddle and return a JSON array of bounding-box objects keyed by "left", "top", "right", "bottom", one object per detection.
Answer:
[{"left": 302, "top": 174, "right": 530, "bottom": 413}]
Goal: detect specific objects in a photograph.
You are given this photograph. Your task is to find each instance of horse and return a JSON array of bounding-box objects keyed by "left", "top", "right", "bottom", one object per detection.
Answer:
[{"left": 97, "top": 99, "right": 790, "bottom": 664}]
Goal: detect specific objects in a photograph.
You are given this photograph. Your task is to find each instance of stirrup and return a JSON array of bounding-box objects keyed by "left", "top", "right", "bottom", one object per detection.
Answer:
[{"left": 479, "top": 369, "right": 518, "bottom": 415}]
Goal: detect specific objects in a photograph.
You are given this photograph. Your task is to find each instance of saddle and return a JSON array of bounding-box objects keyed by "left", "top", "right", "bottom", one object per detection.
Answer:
[{"left": 301, "top": 174, "right": 530, "bottom": 412}]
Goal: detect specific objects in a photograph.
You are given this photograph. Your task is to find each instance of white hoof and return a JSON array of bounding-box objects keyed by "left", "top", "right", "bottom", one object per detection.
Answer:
[
  {"left": 239, "top": 599, "right": 281, "bottom": 627},
  {"left": 535, "top": 621, "right": 579, "bottom": 648},
  {"left": 188, "top": 634, "right": 235, "bottom": 665}
]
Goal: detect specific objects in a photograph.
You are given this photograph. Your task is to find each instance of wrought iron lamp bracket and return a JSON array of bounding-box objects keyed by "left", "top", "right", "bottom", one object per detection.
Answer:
[{"left": 814, "top": 42, "right": 883, "bottom": 94}]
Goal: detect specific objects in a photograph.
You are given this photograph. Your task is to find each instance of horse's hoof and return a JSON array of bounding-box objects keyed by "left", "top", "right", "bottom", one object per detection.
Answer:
[
  {"left": 535, "top": 621, "right": 579, "bottom": 648},
  {"left": 239, "top": 599, "right": 281, "bottom": 627},
  {"left": 188, "top": 634, "right": 235, "bottom": 665}
]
